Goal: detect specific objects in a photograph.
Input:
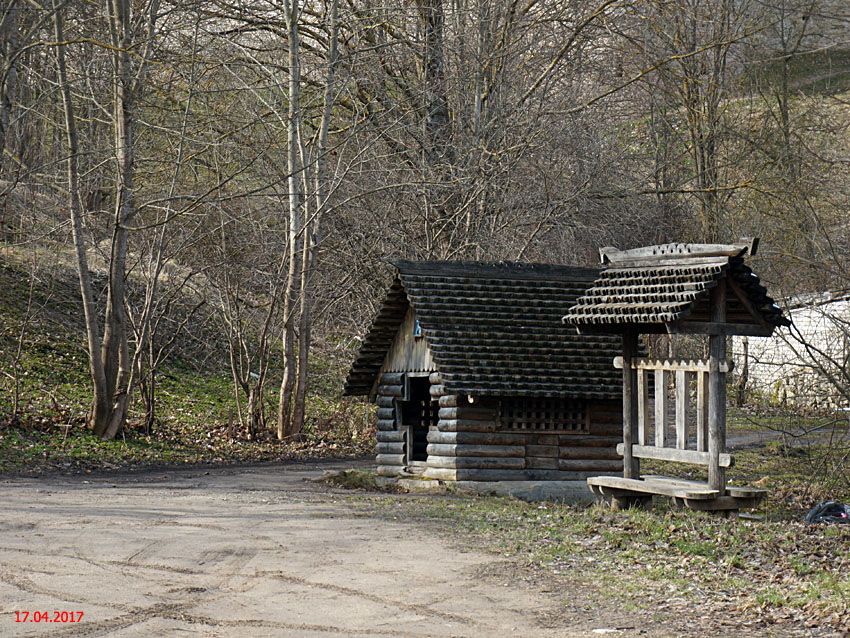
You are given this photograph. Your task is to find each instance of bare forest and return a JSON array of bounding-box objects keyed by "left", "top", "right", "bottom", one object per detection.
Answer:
[{"left": 1, "top": 0, "right": 849, "bottom": 445}]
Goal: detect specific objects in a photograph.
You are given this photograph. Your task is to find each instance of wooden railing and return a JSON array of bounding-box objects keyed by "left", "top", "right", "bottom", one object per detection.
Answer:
[{"left": 613, "top": 357, "right": 734, "bottom": 476}]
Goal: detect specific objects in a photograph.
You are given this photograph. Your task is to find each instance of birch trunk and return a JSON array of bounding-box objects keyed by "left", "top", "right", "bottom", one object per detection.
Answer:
[
  {"left": 0, "top": 1, "right": 19, "bottom": 163},
  {"left": 277, "top": 0, "right": 302, "bottom": 440}
]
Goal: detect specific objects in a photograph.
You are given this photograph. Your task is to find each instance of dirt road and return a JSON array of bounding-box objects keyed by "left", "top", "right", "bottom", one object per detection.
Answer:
[{"left": 0, "top": 461, "right": 599, "bottom": 637}]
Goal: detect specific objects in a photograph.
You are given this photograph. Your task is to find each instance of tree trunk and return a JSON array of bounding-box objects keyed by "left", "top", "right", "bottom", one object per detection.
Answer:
[
  {"left": 53, "top": 0, "right": 111, "bottom": 433},
  {"left": 277, "top": 0, "right": 303, "bottom": 440},
  {"left": 94, "top": 0, "right": 136, "bottom": 440},
  {"left": 421, "top": 0, "right": 451, "bottom": 165},
  {"left": 0, "top": 1, "right": 20, "bottom": 164},
  {"left": 290, "top": 0, "right": 339, "bottom": 439}
]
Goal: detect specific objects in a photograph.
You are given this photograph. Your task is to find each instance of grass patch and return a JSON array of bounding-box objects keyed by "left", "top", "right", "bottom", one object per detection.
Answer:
[
  {"left": 361, "top": 491, "right": 850, "bottom": 632},
  {"left": 746, "top": 48, "right": 850, "bottom": 96},
  {"left": 322, "top": 468, "right": 399, "bottom": 492}
]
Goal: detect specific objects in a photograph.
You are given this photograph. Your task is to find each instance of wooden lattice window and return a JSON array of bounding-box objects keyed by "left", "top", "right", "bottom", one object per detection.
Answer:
[
  {"left": 498, "top": 398, "right": 588, "bottom": 432},
  {"left": 399, "top": 393, "right": 438, "bottom": 429}
]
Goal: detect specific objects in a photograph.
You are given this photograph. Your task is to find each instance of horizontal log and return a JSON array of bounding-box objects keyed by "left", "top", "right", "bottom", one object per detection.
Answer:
[
  {"left": 530, "top": 434, "right": 559, "bottom": 446},
  {"left": 376, "top": 465, "right": 405, "bottom": 477},
  {"left": 376, "top": 430, "right": 405, "bottom": 443},
  {"left": 426, "top": 444, "right": 525, "bottom": 458},
  {"left": 559, "top": 447, "right": 620, "bottom": 460},
  {"left": 429, "top": 372, "right": 443, "bottom": 385},
  {"left": 437, "top": 419, "right": 497, "bottom": 433},
  {"left": 376, "top": 407, "right": 395, "bottom": 420},
  {"left": 589, "top": 426, "right": 622, "bottom": 437},
  {"left": 526, "top": 457, "right": 560, "bottom": 470},
  {"left": 422, "top": 468, "right": 614, "bottom": 482},
  {"left": 680, "top": 495, "right": 762, "bottom": 511},
  {"left": 426, "top": 456, "right": 526, "bottom": 470},
  {"left": 376, "top": 420, "right": 396, "bottom": 431},
  {"left": 438, "top": 407, "right": 497, "bottom": 420},
  {"left": 589, "top": 415, "right": 624, "bottom": 426},
  {"left": 589, "top": 420, "right": 623, "bottom": 430},
  {"left": 616, "top": 444, "right": 734, "bottom": 468},
  {"left": 429, "top": 384, "right": 446, "bottom": 398},
  {"left": 427, "top": 431, "right": 528, "bottom": 446},
  {"left": 525, "top": 445, "right": 559, "bottom": 458},
  {"left": 377, "top": 384, "right": 404, "bottom": 398},
  {"left": 376, "top": 396, "right": 395, "bottom": 408},
  {"left": 376, "top": 454, "right": 405, "bottom": 466},
  {"left": 380, "top": 372, "right": 405, "bottom": 385},
  {"left": 376, "top": 442, "right": 404, "bottom": 455},
  {"left": 438, "top": 395, "right": 460, "bottom": 408},
  {"left": 558, "top": 459, "right": 623, "bottom": 472},
  {"left": 558, "top": 434, "right": 622, "bottom": 447}
]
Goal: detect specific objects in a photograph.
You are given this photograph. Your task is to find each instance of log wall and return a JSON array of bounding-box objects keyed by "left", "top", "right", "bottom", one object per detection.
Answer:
[
  {"left": 374, "top": 372, "right": 406, "bottom": 476},
  {"left": 422, "top": 396, "right": 622, "bottom": 482},
  {"left": 373, "top": 369, "right": 624, "bottom": 482}
]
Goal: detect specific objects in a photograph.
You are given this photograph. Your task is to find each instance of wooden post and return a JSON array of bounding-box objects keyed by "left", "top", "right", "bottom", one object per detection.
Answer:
[
  {"left": 654, "top": 369, "right": 668, "bottom": 448},
  {"left": 708, "top": 280, "right": 727, "bottom": 493},
  {"left": 675, "top": 370, "right": 688, "bottom": 449},
  {"left": 696, "top": 371, "right": 708, "bottom": 452},
  {"left": 637, "top": 370, "right": 648, "bottom": 445},
  {"left": 622, "top": 330, "right": 640, "bottom": 479}
]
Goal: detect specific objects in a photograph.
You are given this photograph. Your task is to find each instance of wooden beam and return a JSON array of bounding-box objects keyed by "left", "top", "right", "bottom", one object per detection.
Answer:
[
  {"left": 616, "top": 444, "right": 733, "bottom": 468},
  {"left": 622, "top": 330, "right": 640, "bottom": 479},
  {"left": 727, "top": 276, "right": 773, "bottom": 331},
  {"left": 587, "top": 475, "right": 718, "bottom": 500},
  {"left": 708, "top": 280, "right": 728, "bottom": 493},
  {"left": 675, "top": 370, "right": 688, "bottom": 449},
  {"left": 643, "top": 475, "right": 767, "bottom": 498},
  {"left": 696, "top": 371, "right": 708, "bottom": 452},
  {"left": 614, "top": 356, "right": 730, "bottom": 373},
  {"left": 600, "top": 243, "right": 752, "bottom": 265},
  {"left": 666, "top": 321, "right": 773, "bottom": 337},
  {"left": 637, "top": 370, "right": 648, "bottom": 446},
  {"left": 654, "top": 369, "right": 668, "bottom": 448}
]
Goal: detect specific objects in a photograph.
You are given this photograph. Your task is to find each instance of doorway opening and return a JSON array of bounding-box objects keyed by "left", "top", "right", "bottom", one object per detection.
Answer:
[{"left": 399, "top": 375, "right": 438, "bottom": 463}]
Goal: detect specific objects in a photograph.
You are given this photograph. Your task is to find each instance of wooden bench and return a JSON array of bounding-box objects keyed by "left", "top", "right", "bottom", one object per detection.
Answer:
[
  {"left": 588, "top": 357, "right": 766, "bottom": 513},
  {"left": 588, "top": 475, "right": 766, "bottom": 511}
]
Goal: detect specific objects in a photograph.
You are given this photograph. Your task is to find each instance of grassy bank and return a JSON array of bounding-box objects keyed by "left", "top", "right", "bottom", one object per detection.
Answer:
[
  {"left": 0, "top": 253, "right": 373, "bottom": 475},
  {"left": 334, "top": 441, "right": 850, "bottom": 634}
]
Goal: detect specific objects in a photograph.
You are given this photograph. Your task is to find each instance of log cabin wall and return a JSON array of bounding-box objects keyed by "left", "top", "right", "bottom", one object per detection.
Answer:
[
  {"left": 374, "top": 372, "right": 405, "bottom": 476},
  {"left": 423, "top": 395, "right": 623, "bottom": 482}
]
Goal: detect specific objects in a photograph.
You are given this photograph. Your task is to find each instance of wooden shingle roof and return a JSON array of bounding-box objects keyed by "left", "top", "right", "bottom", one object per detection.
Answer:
[
  {"left": 563, "top": 242, "right": 790, "bottom": 334},
  {"left": 344, "top": 260, "right": 623, "bottom": 400}
]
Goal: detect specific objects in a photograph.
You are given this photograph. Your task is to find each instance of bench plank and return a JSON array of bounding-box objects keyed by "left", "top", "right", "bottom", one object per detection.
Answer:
[
  {"left": 616, "top": 444, "right": 734, "bottom": 468},
  {"left": 643, "top": 475, "right": 767, "bottom": 499},
  {"left": 587, "top": 476, "right": 718, "bottom": 500}
]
